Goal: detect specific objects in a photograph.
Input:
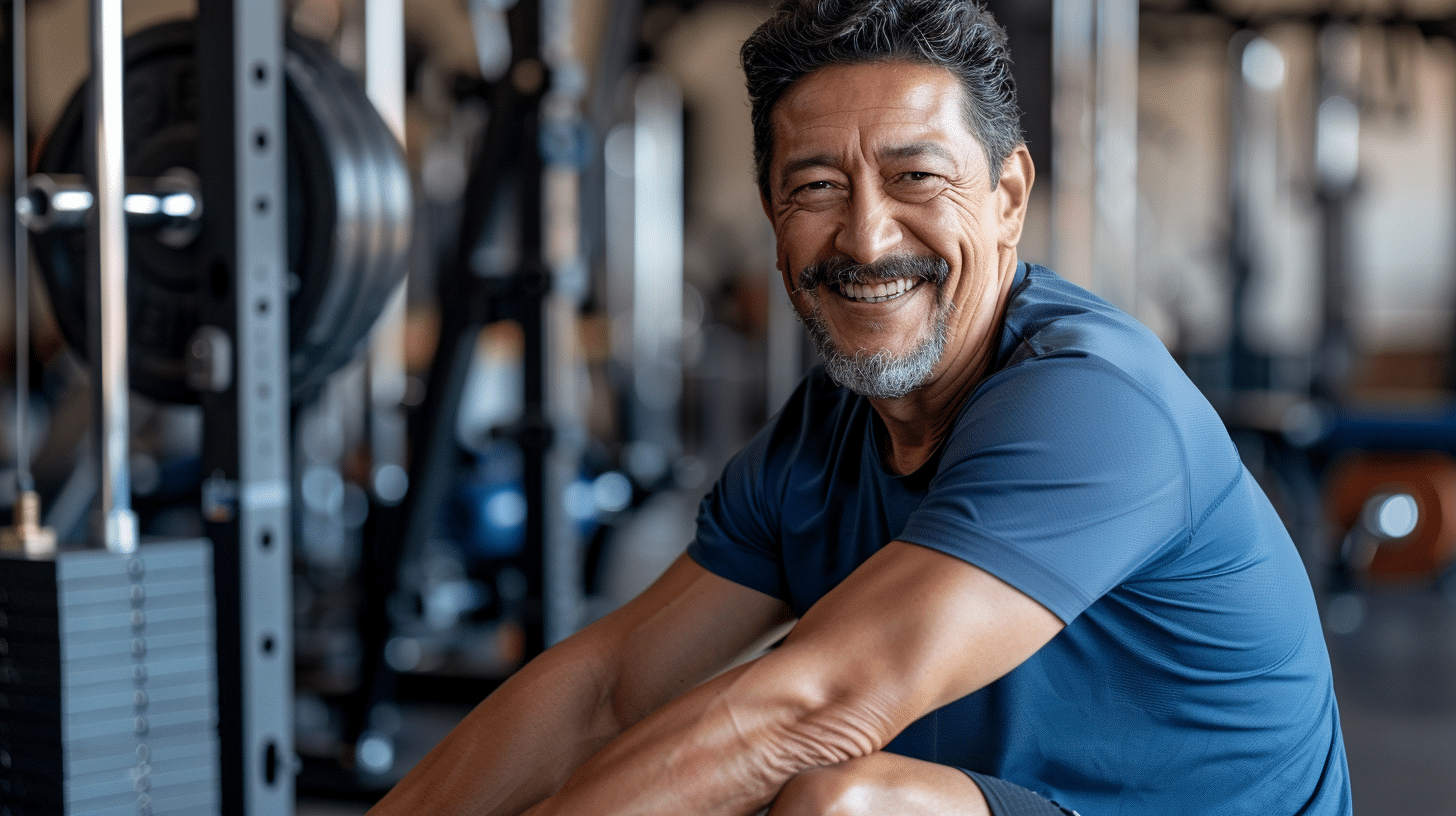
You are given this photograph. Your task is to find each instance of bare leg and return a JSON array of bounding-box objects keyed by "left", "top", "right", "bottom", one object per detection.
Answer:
[{"left": 766, "top": 752, "right": 991, "bottom": 816}]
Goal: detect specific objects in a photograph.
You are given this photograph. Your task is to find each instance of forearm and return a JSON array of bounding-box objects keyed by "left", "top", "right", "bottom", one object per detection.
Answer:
[
  {"left": 368, "top": 640, "right": 624, "bottom": 816},
  {"left": 523, "top": 648, "right": 894, "bottom": 816},
  {"left": 367, "top": 556, "right": 793, "bottom": 816},
  {"left": 519, "top": 543, "right": 1065, "bottom": 816}
]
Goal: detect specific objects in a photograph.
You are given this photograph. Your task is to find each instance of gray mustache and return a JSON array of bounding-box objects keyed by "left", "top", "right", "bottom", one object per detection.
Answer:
[{"left": 795, "top": 255, "right": 949, "bottom": 293}]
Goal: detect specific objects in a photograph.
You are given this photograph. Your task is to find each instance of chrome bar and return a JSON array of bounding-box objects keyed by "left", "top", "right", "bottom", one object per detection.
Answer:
[
  {"left": 21, "top": 170, "right": 202, "bottom": 240},
  {"left": 88, "top": 0, "right": 136, "bottom": 553}
]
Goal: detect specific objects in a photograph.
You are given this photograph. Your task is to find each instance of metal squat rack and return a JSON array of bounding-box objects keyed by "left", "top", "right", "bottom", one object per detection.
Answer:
[{"left": 0, "top": 1, "right": 293, "bottom": 815}]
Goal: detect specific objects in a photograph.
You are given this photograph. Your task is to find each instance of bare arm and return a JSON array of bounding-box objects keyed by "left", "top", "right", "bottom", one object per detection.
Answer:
[
  {"left": 367, "top": 554, "right": 795, "bottom": 816},
  {"left": 523, "top": 541, "right": 1065, "bottom": 816}
]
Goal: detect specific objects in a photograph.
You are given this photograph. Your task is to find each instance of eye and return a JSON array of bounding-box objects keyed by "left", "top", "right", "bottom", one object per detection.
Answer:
[
  {"left": 787, "top": 179, "right": 845, "bottom": 208},
  {"left": 888, "top": 170, "right": 945, "bottom": 203}
]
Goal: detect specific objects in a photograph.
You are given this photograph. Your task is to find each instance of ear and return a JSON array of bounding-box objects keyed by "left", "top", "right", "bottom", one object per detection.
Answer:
[{"left": 995, "top": 144, "right": 1034, "bottom": 248}]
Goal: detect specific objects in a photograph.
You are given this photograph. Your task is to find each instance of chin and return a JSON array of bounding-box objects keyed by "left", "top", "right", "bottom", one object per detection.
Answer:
[{"left": 811, "top": 321, "right": 948, "bottom": 400}]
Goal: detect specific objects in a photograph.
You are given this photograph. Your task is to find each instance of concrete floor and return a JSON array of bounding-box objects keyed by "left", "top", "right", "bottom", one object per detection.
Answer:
[{"left": 1326, "top": 586, "right": 1456, "bottom": 814}]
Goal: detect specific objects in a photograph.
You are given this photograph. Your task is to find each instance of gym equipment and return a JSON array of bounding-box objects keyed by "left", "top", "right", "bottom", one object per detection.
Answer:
[
  {"left": 1326, "top": 451, "right": 1456, "bottom": 582},
  {"left": 0, "top": 541, "right": 219, "bottom": 816},
  {"left": 28, "top": 19, "right": 412, "bottom": 406},
  {"left": 22, "top": 170, "right": 203, "bottom": 245},
  {"left": 2, "top": 3, "right": 220, "bottom": 815},
  {"left": 331, "top": 0, "right": 594, "bottom": 782},
  {"left": 1049, "top": 0, "right": 1137, "bottom": 309},
  {"left": 187, "top": 1, "right": 297, "bottom": 812}
]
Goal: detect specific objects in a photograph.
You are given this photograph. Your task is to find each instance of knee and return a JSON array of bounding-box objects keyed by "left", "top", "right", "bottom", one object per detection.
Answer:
[{"left": 768, "top": 761, "right": 871, "bottom": 816}]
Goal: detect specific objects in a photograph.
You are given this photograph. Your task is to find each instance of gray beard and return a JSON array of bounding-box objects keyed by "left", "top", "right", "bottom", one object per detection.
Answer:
[{"left": 801, "top": 292, "right": 951, "bottom": 400}]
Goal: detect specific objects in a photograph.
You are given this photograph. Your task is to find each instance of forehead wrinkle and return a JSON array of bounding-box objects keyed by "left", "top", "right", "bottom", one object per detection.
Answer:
[{"left": 780, "top": 153, "right": 840, "bottom": 180}]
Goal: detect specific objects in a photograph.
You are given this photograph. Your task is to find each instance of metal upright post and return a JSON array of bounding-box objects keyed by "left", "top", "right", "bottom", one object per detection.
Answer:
[
  {"left": 629, "top": 75, "right": 684, "bottom": 487},
  {"left": 541, "top": 0, "right": 589, "bottom": 647},
  {"left": 1225, "top": 32, "right": 1289, "bottom": 397},
  {"left": 1092, "top": 0, "right": 1138, "bottom": 314},
  {"left": 1051, "top": 0, "right": 1094, "bottom": 289},
  {"left": 1313, "top": 24, "right": 1361, "bottom": 401},
  {"left": 364, "top": 0, "right": 410, "bottom": 513},
  {"left": 195, "top": 0, "right": 294, "bottom": 813},
  {"left": 510, "top": 0, "right": 553, "bottom": 661},
  {"left": 1052, "top": 0, "right": 1138, "bottom": 309},
  {"left": 87, "top": 0, "right": 137, "bottom": 554}
]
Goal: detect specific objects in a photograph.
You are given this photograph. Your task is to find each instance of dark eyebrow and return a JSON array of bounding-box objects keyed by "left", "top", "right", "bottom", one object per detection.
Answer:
[
  {"left": 778, "top": 153, "right": 839, "bottom": 187},
  {"left": 775, "top": 143, "right": 958, "bottom": 193},
  {"left": 878, "top": 142, "right": 957, "bottom": 164}
]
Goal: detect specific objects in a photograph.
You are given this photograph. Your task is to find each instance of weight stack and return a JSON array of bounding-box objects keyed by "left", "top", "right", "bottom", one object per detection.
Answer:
[{"left": 0, "top": 539, "right": 218, "bottom": 815}]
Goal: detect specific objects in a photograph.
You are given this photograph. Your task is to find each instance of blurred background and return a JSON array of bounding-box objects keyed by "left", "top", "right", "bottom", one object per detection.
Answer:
[{"left": 3, "top": 0, "right": 1456, "bottom": 813}]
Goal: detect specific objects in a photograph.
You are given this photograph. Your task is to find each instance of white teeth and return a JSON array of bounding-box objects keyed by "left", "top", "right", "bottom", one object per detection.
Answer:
[{"left": 839, "top": 277, "right": 916, "bottom": 303}]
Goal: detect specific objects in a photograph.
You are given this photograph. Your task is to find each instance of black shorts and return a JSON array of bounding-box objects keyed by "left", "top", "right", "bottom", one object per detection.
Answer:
[{"left": 961, "top": 771, "right": 1081, "bottom": 816}]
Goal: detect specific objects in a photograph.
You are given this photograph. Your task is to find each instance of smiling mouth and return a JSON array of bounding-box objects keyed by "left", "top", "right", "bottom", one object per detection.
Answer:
[{"left": 831, "top": 277, "right": 922, "bottom": 304}]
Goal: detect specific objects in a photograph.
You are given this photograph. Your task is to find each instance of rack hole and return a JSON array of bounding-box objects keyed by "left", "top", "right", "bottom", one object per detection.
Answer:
[
  {"left": 263, "top": 740, "right": 279, "bottom": 786},
  {"left": 261, "top": 634, "right": 275, "bottom": 654},
  {"left": 208, "top": 260, "right": 231, "bottom": 299}
]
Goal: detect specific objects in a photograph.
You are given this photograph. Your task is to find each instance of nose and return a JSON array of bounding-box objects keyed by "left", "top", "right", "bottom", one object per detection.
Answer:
[{"left": 833, "top": 188, "right": 902, "bottom": 265}]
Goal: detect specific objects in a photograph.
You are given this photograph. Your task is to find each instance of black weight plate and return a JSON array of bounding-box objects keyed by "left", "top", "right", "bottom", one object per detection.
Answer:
[
  {"left": 33, "top": 23, "right": 206, "bottom": 403},
  {"left": 280, "top": 39, "right": 380, "bottom": 400},
  {"left": 286, "top": 35, "right": 411, "bottom": 400},
  {"left": 31, "top": 20, "right": 410, "bottom": 405},
  {"left": 275, "top": 31, "right": 411, "bottom": 403}
]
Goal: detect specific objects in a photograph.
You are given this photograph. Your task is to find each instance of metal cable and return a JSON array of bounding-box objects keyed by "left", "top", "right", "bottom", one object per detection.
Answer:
[{"left": 12, "top": 0, "right": 29, "bottom": 495}]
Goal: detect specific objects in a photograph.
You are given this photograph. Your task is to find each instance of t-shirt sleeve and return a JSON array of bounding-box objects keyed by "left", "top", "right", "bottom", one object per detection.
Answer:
[
  {"left": 688, "top": 421, "right": 787, "bottom": 601},
  {"left": 898, "top": 356, "right": 1191, "bottom": 624}
]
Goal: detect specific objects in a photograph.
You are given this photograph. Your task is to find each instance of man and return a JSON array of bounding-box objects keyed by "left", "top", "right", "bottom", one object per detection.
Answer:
[{"left": 371, "top": 0, "right": 1351, "bottom": 813}]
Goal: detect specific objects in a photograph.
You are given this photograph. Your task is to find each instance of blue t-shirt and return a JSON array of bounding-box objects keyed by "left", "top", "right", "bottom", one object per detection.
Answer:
[{"left": 688, "top": 263, "right": 1351, "bottom": 815}]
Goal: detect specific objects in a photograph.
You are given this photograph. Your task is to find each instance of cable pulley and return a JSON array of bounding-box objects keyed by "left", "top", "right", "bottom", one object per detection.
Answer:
[{"left": 29, "top": 20, "right": 412, "bottom": 405}]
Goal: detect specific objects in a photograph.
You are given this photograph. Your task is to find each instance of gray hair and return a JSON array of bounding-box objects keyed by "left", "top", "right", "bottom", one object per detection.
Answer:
[{"left": 742, "top": 0, "right": 1023, "bottom": 198}]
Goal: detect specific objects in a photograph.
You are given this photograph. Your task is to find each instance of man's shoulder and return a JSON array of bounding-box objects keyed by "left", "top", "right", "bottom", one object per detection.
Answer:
[
  {"left": 1001, "top": 262, "right": 1168, "bottom": 368},
  {"left": 995, "top": 263, "right": 1211, "bottom": 429}
]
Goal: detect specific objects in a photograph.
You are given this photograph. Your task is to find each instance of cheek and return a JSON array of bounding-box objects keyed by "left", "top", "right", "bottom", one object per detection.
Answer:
[
  {"left": 787, "top": 288, "right": 814, "bottom": 317},
  {"left": 920, "top": 201, "right": 1000, "bottom": 281},
  {"left": 775, "top": 210, "right": 838, "bottom": 267}
]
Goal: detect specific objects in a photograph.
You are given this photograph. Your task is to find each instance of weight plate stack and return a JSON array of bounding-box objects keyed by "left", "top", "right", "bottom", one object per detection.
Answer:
[
  {"left": 0, "top": 539, "right": 219, "bottom": 816},
  {"left": 31, "top": 20, "right": 413, "bottom": 405}
]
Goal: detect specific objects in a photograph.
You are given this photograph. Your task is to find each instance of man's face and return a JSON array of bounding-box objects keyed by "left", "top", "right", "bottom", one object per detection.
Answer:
[{"left": 763, "top": 61, "right": 1031, "bottom": 399}]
